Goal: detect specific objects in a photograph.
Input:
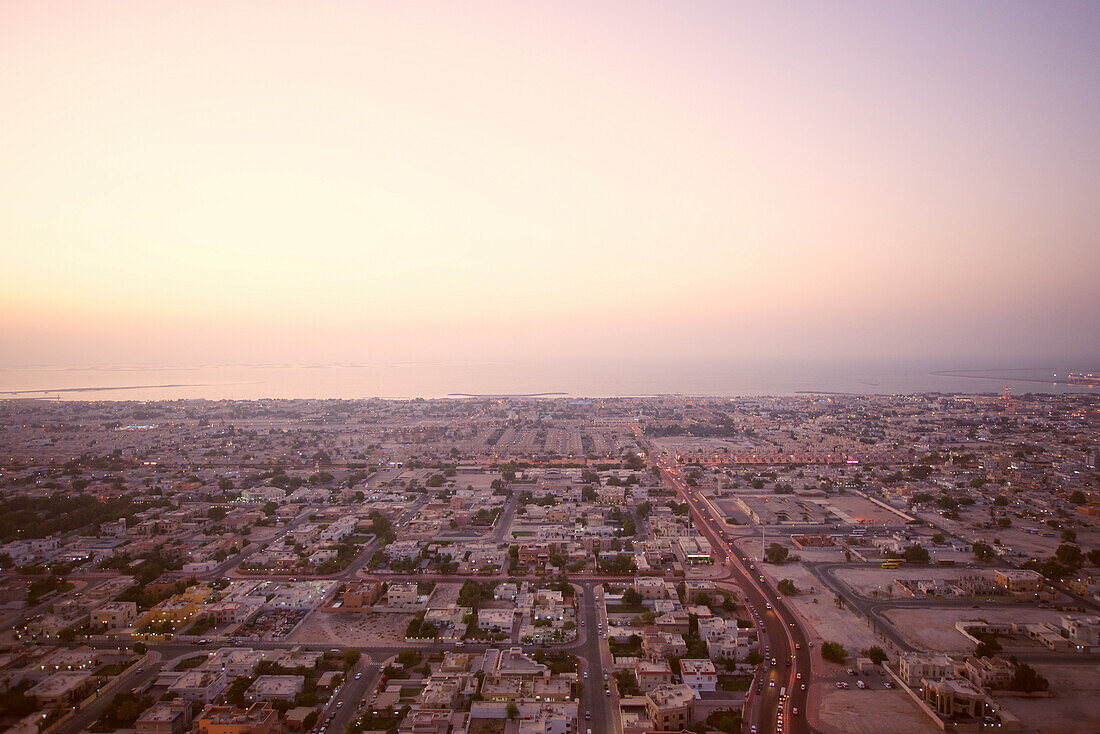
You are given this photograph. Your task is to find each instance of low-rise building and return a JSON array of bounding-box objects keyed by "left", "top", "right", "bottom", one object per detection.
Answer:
[
  {"left": 136, "top": 701, "right": 193, "bottom": 734},
  {"left": 645, "top": 683, "right": 695, "bottom": 731},
  {"left": 678, "top": 659, "right": 717, "bottom": 696}
]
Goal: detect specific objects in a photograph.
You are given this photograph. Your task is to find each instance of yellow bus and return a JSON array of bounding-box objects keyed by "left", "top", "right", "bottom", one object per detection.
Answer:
[{"left": 881, "top": 559, "right": 902, "bottom": 569}]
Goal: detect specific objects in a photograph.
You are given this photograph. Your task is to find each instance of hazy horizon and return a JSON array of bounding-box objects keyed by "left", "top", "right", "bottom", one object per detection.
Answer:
[{"left": 3, "top": 1, "right": 1099, "bottom": 370}]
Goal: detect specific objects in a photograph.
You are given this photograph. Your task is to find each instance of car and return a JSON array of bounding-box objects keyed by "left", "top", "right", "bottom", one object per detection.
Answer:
[
  {"left": 604, "top": 673, "right": 609, "bottom": 681},
  {"left": 355, "top": 673, "right": 362, "bottom": 680},
  {"left": 585, "top": 712, "right": 591, "bottom": 720},
  {"left": 796, "top": 672, "right": 802, "bottom": 679},
  {"left": 750, "top": 727, "right": 757, "bottom": 734},
  {"left": 769, "top": 680, "right": 776, "bottom": 687},
  {"left": 771, "top": 658, "right": 777, "bottom": 666},
  {"left": 800, "top": 683, "right": 806, "bottom": 691},
  {"left": 604, "top": 688, "right": 611, "bottom": 696},
  {"left": 884, "top": 681, "right": 894, "bottom": 689},
  {"left": 583, "top": 672, "right": 588, "bottom": 679},
  {"left": 847, "top": 669, "right": 856, "bottom": 676},
  {"left": 795, "top": 643, "right": 801, "bottom": 649},
  {"left": 792, "top": 707, "right": 799, "bottom": 716},
  {"left": 336, "top": 702, "right": 343, "bottom": 708},
  {"left": 835, "top": 682, "right": 844, "bottom": 689},
  {"left": 808, "top": 641, "right": 814, "bottom": 647}
]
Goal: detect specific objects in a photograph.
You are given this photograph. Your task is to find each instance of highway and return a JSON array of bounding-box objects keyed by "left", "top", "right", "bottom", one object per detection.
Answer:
[
  {"left": 574, "top": 582, "right": 615, "bottom": 734},
  {"left": 654, "top": 456, "right": 816, "bottom": 734}
]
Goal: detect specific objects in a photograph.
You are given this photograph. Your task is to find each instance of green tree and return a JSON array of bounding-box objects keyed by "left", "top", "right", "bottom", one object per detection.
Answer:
[
  {"left": 777, "top": 579, "right": 798, "bottom": 596},
  {"left": 1056, "top": 543, "right": 1083, "bottom": 568},
  {"left": 506, "top": 702, "right": 519, "bottom": 719},
  {"left": 972, "top": 542, "right": 995, "bottom": 561},
  {"left": 821, "top": 642, "right": 847, "bottom": 663},
  {"left": 765, "top": 543, "right": 789, "bottom": 564},
  {"left": 861, "top": 646, "right": 888, "bottom": 665}
]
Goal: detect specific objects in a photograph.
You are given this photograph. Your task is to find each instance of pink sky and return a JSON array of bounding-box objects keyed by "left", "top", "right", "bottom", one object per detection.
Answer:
[{"left": 2, "top": 1, "right": 1098, "bottom": 367}]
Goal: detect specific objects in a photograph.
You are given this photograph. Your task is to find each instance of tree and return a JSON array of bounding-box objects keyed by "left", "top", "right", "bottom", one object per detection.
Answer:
[
  {"left": 1088, "top": 549, "right": 1100, "bottom": 566},
  {"left": 1008, "top": 662, "right": 1049, "bottom": 693},
  {"left": 974, "top": 637, "right": 1003, "bottom": 658},
  {"left": 582, "top": 486, "right": 598, "bottom": 502},
  {"left": 900, "top": 544, "right": 930, "bottom": 563},
  {"left": 343, "top": 649, "right": 361, "bottom": 668},
  {"left": 506, "top": 702, "right": 519, "bottom": 720},
  {"left": 426, "top": 474, "right": 445, "bottom": 487},
  {"left": 972, "top": 542, "right": 995, "bottom": 562},
  {"left": 777, "top": 579, "right": 798, "bottom": 596},
  {"left": 861, "top": 646, "right": 888, "bottom": 665},
  {"left": 1056, "top": 543, "right": 1083, "bottom": 568},
  {"left": 821, "top": 642, "right": 847, "bottom": 663},
  {"left": 765, "top": 543, "right": 789, "bottom": 564},
  {"left": 931, "top": 532, "right": 945, "bottom": 544},
  {"left": 621, "top": 588, "right": 643, "bottom": 606},
  {"left": 1069, "top": 490, "right": 1087, "bottom": 505},
  {"left": 637, "top": 501, "right": 652, "bottom": 518},
  {"left": 1061, "top": 528, "right": 1077, "bottom": 543}
]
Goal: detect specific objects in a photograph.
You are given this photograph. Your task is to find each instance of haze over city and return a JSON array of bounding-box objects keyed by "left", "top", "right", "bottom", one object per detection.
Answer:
[{"left": 2, "top": 1, "right": 1099, "bottom": 372}]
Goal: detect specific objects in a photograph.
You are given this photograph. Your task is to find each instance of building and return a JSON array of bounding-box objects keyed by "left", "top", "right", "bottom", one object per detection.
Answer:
[
  {"left": 678, "top": 659, "right": 717, "bottom": 696},
  {"left": 478, "top": 608, "right": 516, "bottom": 634},
  {"left": 898, "top": 653, "right": 954, "bottom": 687},
  {"left": 92, "top": 601, "right": 138, "bottom": 630},
  {"left": 201, "top": 648, "right": 265, "bottom": 678},
  {"left": 341, "top": 581, "right": 383, "bottom": 609},
  {"left": 136, "top": 701, "right": 193, "bottom": 734},
  {"left": 169, "top": 670, "right": 229, "bottom": 703},
  {"left": 634, "top": 660, "right": 674, "bottom": 692},
  {"left": 246, "top": 676, "right": 305, "bottom": 702},
  {"left": 645, "top": 684, "right": 696, "bottom": 731},
  {"left": 921, "top": 678, "right": 992, "bottom": 721},
  {"left": 27, "top": 672, "right": 92, "bottom": 706},
  {"left": 994, "top": 569, "right": 1044, "bottom": 594},
  {"left": 961, "top": 656, "right": 1014, "bottom": 691},
  {"left": 387, "top": 582, "right": 420, "bottom": 607},
  {"left": 195, "top": 704, "right": 280, "bottom": 734}
]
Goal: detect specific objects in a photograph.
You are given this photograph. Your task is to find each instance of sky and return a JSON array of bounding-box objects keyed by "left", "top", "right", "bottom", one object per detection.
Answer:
[{"left": 1, "top": 1, "right": 1099, "bottom": 368}]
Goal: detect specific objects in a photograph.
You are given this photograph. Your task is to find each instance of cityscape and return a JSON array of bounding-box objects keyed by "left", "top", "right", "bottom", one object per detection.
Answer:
[
  {"left": 0, "top": 394, "right": 1097, "bottom": 734},
  {"left": 2, "top": 3, "right": 1099, "bottom": 734}
]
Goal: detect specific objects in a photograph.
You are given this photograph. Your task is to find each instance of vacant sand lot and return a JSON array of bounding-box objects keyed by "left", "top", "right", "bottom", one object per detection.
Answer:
[
  {"left": 288, "top": 610, "right": 417, "bottom": 646},
  {"left": 764, "top": 563, "right": 881, "bottom": 655},
  {"left": 818, "top": 683, "right": 940, "bottom": 734}
]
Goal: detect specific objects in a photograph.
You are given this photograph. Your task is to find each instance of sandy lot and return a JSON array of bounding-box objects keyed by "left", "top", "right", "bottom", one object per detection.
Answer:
[
  {"left": 287, "top": 610, "right": 416, "bottom": 646},
  {"left": 764, "top": 563, "right": 881, "bottom": 655},
  {"left": 820, "top": 493, "right": 907, "bottom": 525},
  {"left": 996, "top": 663, "right": 1100, "bottom": 734},
  {"left": 817, "top": 682, "right": 940, "bottom": 734},
  {"left": 881, "top": 607, "right": 1068, "bottom": 654}
]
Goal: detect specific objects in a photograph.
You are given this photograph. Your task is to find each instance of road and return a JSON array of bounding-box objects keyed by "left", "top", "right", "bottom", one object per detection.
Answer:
[
  {"left": 54, "top": 651, "right": 165, "bottom": 734},
  {"left": 653, "top": 455, "right": 816, "bottom": 734},
  {"left": 325, "top": 660, "right": 384, "bottom": 734},
  {"left": 571, "top": 582, "right": 615, "bottom": 734},
  {"left": 491, "top": 493, "right": 519, "bottom": 542}
]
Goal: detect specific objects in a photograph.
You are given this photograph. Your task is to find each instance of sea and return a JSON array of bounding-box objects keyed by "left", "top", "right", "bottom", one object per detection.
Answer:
[{"left": 1, "top": 359, "right": 1097, "bottom": 401}]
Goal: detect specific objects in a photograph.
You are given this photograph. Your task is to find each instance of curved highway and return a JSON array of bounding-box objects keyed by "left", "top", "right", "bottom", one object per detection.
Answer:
[{"left": 656, "top": 458, "right": 817, "bottom": 734}]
